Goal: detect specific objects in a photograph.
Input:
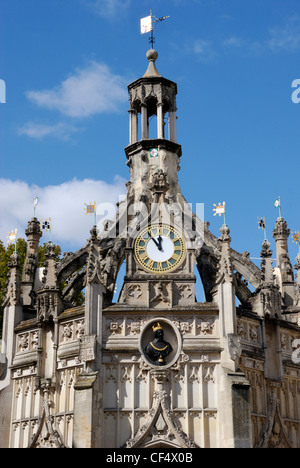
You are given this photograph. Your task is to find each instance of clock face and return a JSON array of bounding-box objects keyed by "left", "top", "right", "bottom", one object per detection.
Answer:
[{"left": 134, "top": 224, "right": 185, "bottom": 273}]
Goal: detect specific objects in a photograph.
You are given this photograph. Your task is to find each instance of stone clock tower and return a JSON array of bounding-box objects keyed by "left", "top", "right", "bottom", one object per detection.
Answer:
[
  {"left": 1, "top": 48, "right": 300, "bottom": 449},
  {"left": 122, "top": 47, "right": 198, "bottom": 311}
]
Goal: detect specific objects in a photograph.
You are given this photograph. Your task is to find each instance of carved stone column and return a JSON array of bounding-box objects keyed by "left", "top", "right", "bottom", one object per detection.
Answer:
[
  {"left": 273, "top": 217, "right": 294, "bottom": 306},
  {"left": 294, "top": 254, "right": 300, "bottom": 307},
  {"left": 157, "top": 102, "right": 164, "bottom": 139},
  {"left": 21, "top": 217, "right": 42, "bottom": 306},
  {"left": 214, "top": 225, "right": 240, "bottom": 371},
  {"left": 168, "top": 110, "right": 177, "bottom": 142},
  {"left": 141, "top": 103, "right": 148, "bottom": 139}
]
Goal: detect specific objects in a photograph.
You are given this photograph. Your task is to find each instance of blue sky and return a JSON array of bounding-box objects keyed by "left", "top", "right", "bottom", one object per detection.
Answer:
[{"left": 1, "top": 0, "right": 300, "bottom": 292}]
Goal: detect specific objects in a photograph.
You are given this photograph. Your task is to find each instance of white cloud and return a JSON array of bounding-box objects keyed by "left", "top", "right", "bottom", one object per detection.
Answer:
[
  {"left": 0, "top": 177, "right": 127, "bottom": 251},
  {"left": 18, "top": 121, "right": 80, "bottom": 140},
  {"left": 223, "top": 36, "right": 244, "bottom": 48},
  {"left": 192, "top": 39, "right": 216, "bottom": 61},
  {"left": 26, "top": 61, "right": 127, "bottom": 118},
  {"left": 268, "top": 16, "right": 300, "bottom": 52},
  {"left": 84, "top": 0, "right": 131, "bottom": 19}
]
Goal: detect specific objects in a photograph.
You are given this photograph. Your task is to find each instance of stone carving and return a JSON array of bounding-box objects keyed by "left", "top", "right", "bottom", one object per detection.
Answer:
[
  {"left": 227, "top": 334, "right": 242, "bottom": 363},
  {"left": 19, "top": 334, "right": 29, "bottom": 352},
  {"left": 199, "top": 354, "right": 210, "bottom": 363},
  {"left": 177, "top": 284, "right": 193, "bottom": 301},
  {"left": 121, "top": 366, "right": 132, "bottom": 383},
  {"left": 31, "top": 332, "right": 39, "bottom": 350},
  {"left": 203, "top": 365, "right": 215, "bottom": 383},
  {"left": 171, "top": 352, "right": 189, "bottom": 382},
  {"left": 215, "top": 224, "right": 234, "bottom": 285},
  {"left": 188, "top": 366, "right": 200, "bottom": 383},
  {"left": 150, "top": 170, "right": 169, "bottom": 194},
  {"left": 105, "top": 365, "right": 118, "bottom": 383},
  {"left": 76, "top": 320, "right": 85, "bottom": 339},
  {"left": 106, "top": 318, "right": 124, "bottom": 336},
  {"left": 85, "top": 230, "right": 125, "bottom": 294},
  {"left": 16, "top": 330, "right": 39, "bottom": 354},
  {"left": 237, "top": 322, "right": 247, "bottom": 340},
  {"left": 101, "top": 249, "right": 117, "bottom": 291},
  {"left": 29, "top": 382, "right": 65, "bottom": 449},
  {"left": 99, "top": 238, "right": 125, "bottom": 293},
  {"left": 294, "top": 255, "right": 300, "bottom": 307},
  {"left": 62, "top": 323, "right": 73, "bottom": 341},
  {"left": 272, "top": 218, "right": 294, "bottom": 283},
  {"left": 257, "top": 382, "right": 292, "bottom": 448},
  {"left": 108, "top": 320, "right": 123, "bottom": 336},
  {"left": 128, "top": 284, "right": 142, "bottom": 300},
  {"left": 249, "top": 326, "right": 258, "bottom": 343},
  {"left": 260, "top": 288, "right": 281, "bottom": 318},
  {"left": 2, "top": 252, "right": 22, "bottom": 308},
  {"left": 144, "top": 323, "right": 173, "bottom": 367},
  {"left": 197, "top": 319, "right": 215, "bottom": 335},
  {"left": 136, "top": 359, "right": 151, "bottom": 383},
  {"left": 150, "top": 282, "right": 171, "bottom": 307},
  {"left": 79, "top": 335, "right": 96, "bottom": 363},
  {"left": 127, "top": 321, "right": 142, "bottom": 335},
  {"left": 173, "top": 320, "right": 192, "bottom": 335},
  {"left": 126, "top": 370, "right": 197, "bottom": 449}
]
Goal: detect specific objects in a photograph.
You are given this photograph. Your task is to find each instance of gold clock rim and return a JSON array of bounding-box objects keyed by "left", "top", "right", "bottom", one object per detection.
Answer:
[{"left": 134, "top": 223, "right": 186, "bottom": 274}]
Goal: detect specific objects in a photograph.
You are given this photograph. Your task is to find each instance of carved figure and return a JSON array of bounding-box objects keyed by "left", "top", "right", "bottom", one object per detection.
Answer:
[{"left": 144, "top": 323, "right": 173, "bottom": 366}]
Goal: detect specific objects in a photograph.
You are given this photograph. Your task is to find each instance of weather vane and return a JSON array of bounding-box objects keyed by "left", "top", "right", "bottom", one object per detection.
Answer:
[
  {"left": 41, "top": 218, "right": 52, "bottom": 243},
  {"left": 213, "top": 202, "right": 226, "bottom": 226},
  {"left": 140, "top": 10, "right": 170, "bottom": 48},
  {"left": 7, "top": 229, "right": 17, "bottom": 253},
  {"left": 292, "top": 231, "right": 300, "bottom": 254},
  {"left": 33, "top": 197, "right": 38, "bottom": 218},
  {"left": 274, "top": 196, "right": 282, "bottom": 218},
  {"left": 258, "top": 217, "right": 267, "bottom": 240},
  {"left": 84, "top": 201, "right": 97, "bottom": 227}
]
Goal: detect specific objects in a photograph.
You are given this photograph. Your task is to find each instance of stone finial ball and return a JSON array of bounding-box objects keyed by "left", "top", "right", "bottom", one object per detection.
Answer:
[{"left": 146, "top": 49, "right": 158, "bottom": 62}]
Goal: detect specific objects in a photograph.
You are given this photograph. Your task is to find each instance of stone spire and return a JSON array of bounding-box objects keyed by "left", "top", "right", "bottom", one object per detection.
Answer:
[
  {"left": 85, "top": 226, "right": 103, "bottom": 286},
  {"left": 2, "top": 252, "right": 22, "bottom": 309},
  {"left": 272, "top": 217, "right": 294, "bottom": 306},
  {"left": 214, "top": 224, "right": 241, "bottom": 371},
  {"left": 254, "top": 238, "right": 281, "bottom": 318},
  {"left": 215, "top": 224, "right": 234, "bottom": 285},
  {"left": 1, "top": 251, "right": 23, "bottom": 380},
  {"left": 41, "top": 242, "right": 59, "bottom": 289},
  {"left": 21, "top": 217, "right": 42, "bottom": 306},
  {"left": 294, "top": 253, "right": 300, "bottom": 307},
  {"left": 22, "top": 218, "right": 42, "bottom": 282},
  {"left": 272, "top": 217, "right": 294, "bottom": 281},
  {"left": 36, "top": 242, "right": 63, "bottom": 322},
  {"left": 260, "top": 239, "right": 274, "bottom": 286}
]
